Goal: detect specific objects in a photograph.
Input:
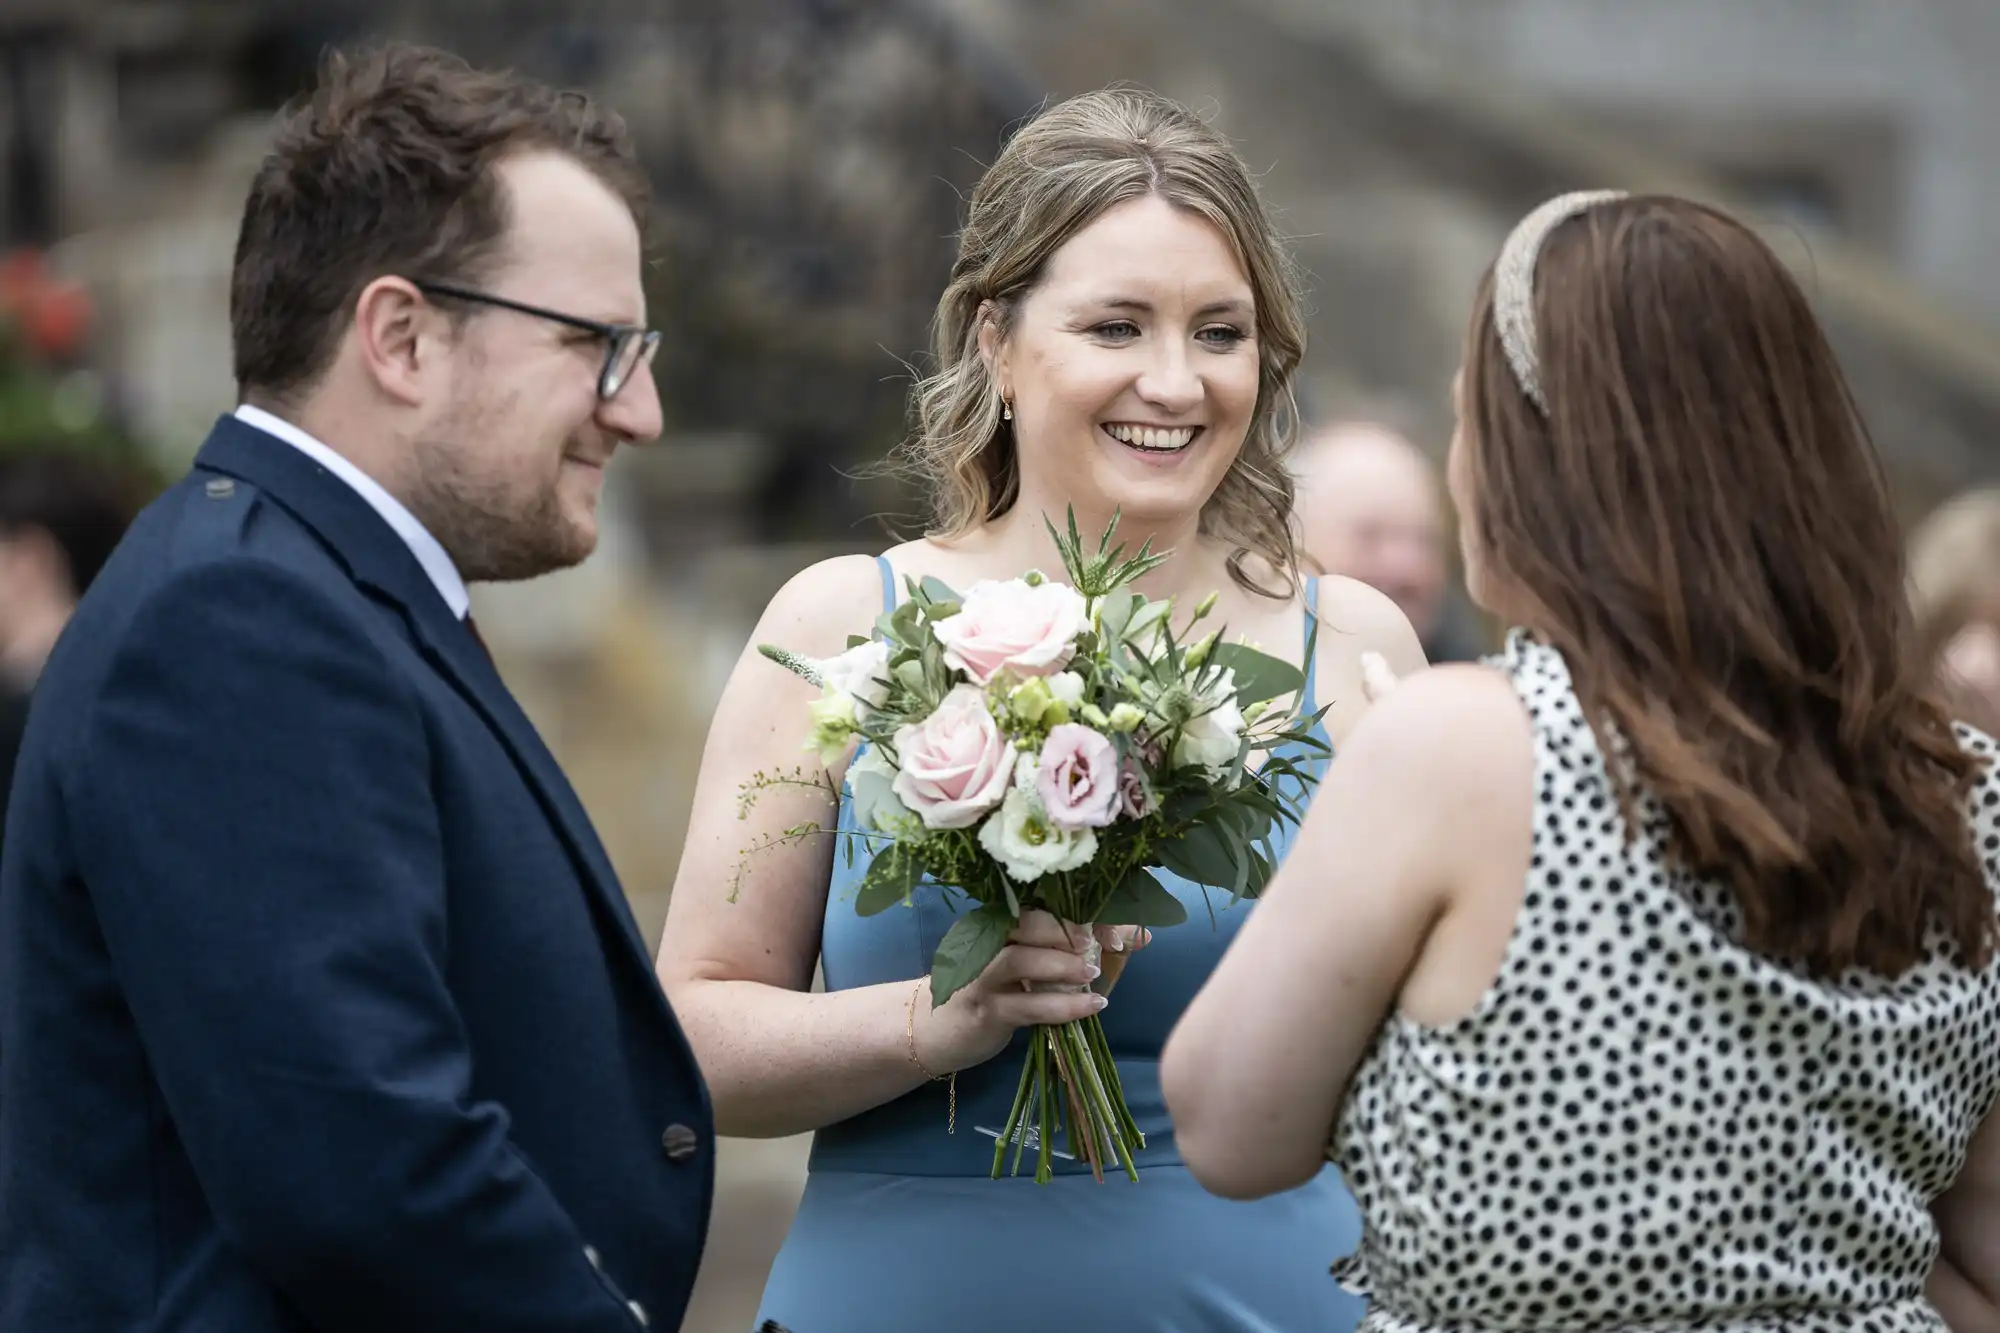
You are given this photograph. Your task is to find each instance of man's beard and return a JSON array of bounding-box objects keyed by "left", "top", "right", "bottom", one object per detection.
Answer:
[
  {"left": 404, "top": 403, "right": 598, "bottom": 584},
  {"left": 419, "top": 473, "right": 593, "bottom": 583}
]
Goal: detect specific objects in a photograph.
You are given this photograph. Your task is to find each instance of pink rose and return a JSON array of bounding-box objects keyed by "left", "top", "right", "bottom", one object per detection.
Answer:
[
  {"left": 891, "top": 684, "right": 1014, "bottom": 829},
  {"left": 1117, "top": 756, "right": 1154, "bottom": 819},
  {"left": 933, "top": 579, "right": 1088, "bottom": 684},
  {"left": 1036, "top": 723, "right": 1122, "bottom": 830}
]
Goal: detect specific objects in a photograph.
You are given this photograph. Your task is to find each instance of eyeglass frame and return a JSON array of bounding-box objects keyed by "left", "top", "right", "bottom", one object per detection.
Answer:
[{"left": 411, "top": 279, "right": 661, "bottom": 401}]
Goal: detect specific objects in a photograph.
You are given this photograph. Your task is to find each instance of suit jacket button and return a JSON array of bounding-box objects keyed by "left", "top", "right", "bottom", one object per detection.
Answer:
[{"left": 659, "top": 1123, "right": 699, "bottom": 1162}]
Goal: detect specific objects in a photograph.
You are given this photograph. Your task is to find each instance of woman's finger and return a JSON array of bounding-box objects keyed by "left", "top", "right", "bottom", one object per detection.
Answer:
[
  {"left": 984, "top": 942, "right": 1098, "bottom": 990},
  {"left": 1360, "top": 651, "right": 1399, "bottom": 703},
  {"left": 989, "top": 989, "right": 1108, "bottom": 1030},
  {"left": 1094, "top": 923, "right": 1147, "bottom": 954}
]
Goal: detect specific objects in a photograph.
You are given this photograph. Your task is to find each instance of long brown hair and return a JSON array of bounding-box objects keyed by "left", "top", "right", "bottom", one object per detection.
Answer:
[
  {"left": 894, "top": 87, "right": 1308, "bottom": 598},
  {"left": 1461, "top": 194, "right": 1991, "bottom": 977}
]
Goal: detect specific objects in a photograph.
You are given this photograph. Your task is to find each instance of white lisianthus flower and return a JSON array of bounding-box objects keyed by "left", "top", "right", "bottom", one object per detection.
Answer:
[
  {"left": 819, "top": 639, "right": 891, "bottom": 717},
  {"left": 1014, "top": 748, "right": 1041, "bottom": 792},
  {"left": 848, "top": 744, "right": 916, "bottom": 835},
  {"left": 1172, "top": 668, "right": 1247, "bottom": 784},
  {"left": 977, "top": 787, "right": 1098, "bottom": 883},
  {"left": 1048, "top": 671, "right": 1086, "bottom": 710},
  {"left": 806, "top": 689, "right": 859, "bottom": 766}
]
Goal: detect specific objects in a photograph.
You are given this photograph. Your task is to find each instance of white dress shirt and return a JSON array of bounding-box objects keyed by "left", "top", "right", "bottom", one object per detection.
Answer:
[{"left": 232, "top": 404, "right": 470, "bottom": 620}]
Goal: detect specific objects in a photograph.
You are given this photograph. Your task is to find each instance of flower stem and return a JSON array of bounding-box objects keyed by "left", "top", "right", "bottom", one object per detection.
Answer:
[{"left": 992, "top": 1030, "right": 1038, "bottom": 1180}]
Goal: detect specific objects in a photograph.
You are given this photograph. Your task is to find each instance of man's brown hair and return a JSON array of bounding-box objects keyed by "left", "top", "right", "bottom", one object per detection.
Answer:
[
  {"left": 1462, "top": 194, "right": 1991, "bottom": 978},
  {"left": 230, "top": 42, "right": 648, "bottom": 407}
]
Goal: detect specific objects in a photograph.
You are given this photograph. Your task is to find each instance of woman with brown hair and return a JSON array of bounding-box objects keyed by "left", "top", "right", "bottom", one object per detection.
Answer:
[
  {"left": 1163, "top": 191, "right": 2000, "bottom": 1329},
  {"left": 655, "top": 86, "right": 1424, "bottom": 1332}
]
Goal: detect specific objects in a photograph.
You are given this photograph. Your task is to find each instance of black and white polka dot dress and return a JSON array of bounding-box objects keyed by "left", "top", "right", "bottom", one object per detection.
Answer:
[{"left": 1329, "top": 632, "right": 2000, "bottom": 1332}]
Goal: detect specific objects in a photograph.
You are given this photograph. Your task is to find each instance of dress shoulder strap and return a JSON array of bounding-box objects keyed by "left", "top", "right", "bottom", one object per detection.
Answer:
[{"left": 875, "top": 555, "right": 897, "bottom": 616}]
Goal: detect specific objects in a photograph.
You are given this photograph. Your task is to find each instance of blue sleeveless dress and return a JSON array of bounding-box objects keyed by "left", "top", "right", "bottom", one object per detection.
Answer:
[{"left": 753, "top": 558, "right": 1364, "bottom": 1333}]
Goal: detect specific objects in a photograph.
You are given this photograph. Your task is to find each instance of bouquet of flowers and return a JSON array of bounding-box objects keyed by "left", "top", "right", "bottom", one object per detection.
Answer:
[{"left": 746, "top": 512, "right": 1327, "bottom": 1182}]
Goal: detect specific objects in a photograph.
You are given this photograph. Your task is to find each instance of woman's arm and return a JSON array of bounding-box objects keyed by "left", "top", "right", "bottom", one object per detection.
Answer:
[
  {"left": 1161, "top": 665, "right": 1530, "bottom": 1199},
  {"left": 654, "top": 556, "right": 1104, "bottom": 1138},
  {"left": 1932, "top": 1100, "right": 2000, "bottom": 1330}
]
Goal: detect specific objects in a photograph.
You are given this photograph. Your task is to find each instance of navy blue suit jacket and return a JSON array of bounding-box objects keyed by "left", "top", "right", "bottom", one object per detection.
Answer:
[{"left": 0, "top": 416, "right": 712, "bottom": 1331}]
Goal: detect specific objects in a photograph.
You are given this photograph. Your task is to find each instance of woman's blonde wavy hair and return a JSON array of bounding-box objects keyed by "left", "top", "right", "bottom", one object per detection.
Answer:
[{"left": 894, "top": 87, "right": 1309, "bottom": 597}]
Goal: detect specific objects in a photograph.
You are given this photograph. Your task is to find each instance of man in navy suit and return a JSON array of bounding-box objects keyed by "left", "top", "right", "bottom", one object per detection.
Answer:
[{"left": 0, "top": 43, "right": 712, "bottom": 1332}]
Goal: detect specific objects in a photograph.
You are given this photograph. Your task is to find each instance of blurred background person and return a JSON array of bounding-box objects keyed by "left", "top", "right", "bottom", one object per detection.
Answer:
[
  {"left": 0, "top": 448, "right": 141, "bottom": 797},
  {"left": 1908, "top": 488, "right": 2000, "bottom": 736},
  {"left": 1292, "top": 419, "right": 1486, "bottom": 662}
]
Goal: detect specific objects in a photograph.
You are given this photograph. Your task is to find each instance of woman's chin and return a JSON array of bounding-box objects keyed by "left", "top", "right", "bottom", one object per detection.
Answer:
[{"left": 1080, "top": 453, "right": 1225, "bottom": 523}]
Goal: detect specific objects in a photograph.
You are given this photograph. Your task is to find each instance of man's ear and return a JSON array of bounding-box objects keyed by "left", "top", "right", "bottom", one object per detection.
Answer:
[{"left": 351, "top": 276, "right": 440, "bottom": 407}]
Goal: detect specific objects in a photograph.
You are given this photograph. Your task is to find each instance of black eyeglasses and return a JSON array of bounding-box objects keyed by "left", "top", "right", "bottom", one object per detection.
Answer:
[{"left": 413, "top": 280, "right": 661, "bottom": 401}]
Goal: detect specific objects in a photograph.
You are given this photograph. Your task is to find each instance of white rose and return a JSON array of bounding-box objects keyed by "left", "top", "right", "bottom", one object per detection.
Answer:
[
  {"left": 1172, "top": 669, "right": 1248, "bottom": 782},
  {"left": 977, "top": 787, "right": 1099, "bottom": 883},
  {"left": 1048, "top": 671, "right": 1086, "bottom": 710},
  {"left": 848, "top": 743, "right": 914, "bottom": 834},
  {"left": 819, "top": 639, "right": 891, "bottom": 716}
]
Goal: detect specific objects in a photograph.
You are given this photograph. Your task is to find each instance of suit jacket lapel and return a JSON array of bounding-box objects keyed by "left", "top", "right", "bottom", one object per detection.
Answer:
[
  {"left": 192, "top": 416, "right": 665, "bottom": 996},
  {"left": 403, "top": 601, "right": 660, "bottom": 975}
]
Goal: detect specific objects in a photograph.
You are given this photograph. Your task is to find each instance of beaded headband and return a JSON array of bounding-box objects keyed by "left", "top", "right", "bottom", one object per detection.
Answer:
[{"left": 1492, "top": 190, "right": 1627, "bottom": 414}]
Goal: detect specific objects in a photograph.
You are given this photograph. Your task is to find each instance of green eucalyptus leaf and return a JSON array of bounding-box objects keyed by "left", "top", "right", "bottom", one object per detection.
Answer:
[
  {"left": 1095, "top": 865, "right": 1189, "bottom": 927},
  {"left": 855, "top": 845, "right": 923, "bottom": 916},
  {"left": 889, "top": 598, "right": 927, "bottom": 645},
  {"left": 1213, "top": 815, "right": 1253, "bottom": 898},
  {"left": 1156, "top": 822, "right": 1240, "bottom": 889},
  {"left": 1208, "top": 642, "right": 1306, "bottom": 706},
  {"left": 916, "top": 574, "right": 961, "bottom": 606},
  {"left": 930, "top": 903, "right": 1015, "bottom": 1007},
  {"left": 1096, "top": 592, "right": 1136, "bottom": 645},
  {"left": 1222, "top": 793, "right": 1276, "bottom": 848}
]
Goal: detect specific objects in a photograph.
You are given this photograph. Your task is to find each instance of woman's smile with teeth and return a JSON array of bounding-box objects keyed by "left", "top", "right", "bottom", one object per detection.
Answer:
[{"left": 1104, "top": 423, "right": 1199, "bottom": 452}]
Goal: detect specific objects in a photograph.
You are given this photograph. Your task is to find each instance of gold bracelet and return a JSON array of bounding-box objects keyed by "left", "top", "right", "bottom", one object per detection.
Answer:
[{"left": 905, "top": 978, "right": 957, "bottom": 1134}]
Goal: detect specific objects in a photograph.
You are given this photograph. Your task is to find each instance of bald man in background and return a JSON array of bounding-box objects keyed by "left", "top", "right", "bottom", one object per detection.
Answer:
[{"left": 1293, "top": 420, "right": 1485, "bottom": 663}]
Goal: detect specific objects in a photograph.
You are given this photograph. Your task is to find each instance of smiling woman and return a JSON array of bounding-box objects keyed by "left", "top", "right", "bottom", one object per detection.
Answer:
[
  {"left": 654, "top": 85, "right": 1426, "bottom": 1333},
  {"left": 975, "top": 194, "right": 1264, "bottom": 542}
]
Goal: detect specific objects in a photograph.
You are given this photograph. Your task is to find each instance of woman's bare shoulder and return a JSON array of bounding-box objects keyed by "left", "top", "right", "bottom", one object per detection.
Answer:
[
  {"left": 1312, "top": 575, "right": 1428, "bottom": 669},
  {"left": 1309, "top": 575, "right": 1430, "bottom": 740},
  {"left": 756, "top": 553, "right": 889, "bottom": 659}
]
